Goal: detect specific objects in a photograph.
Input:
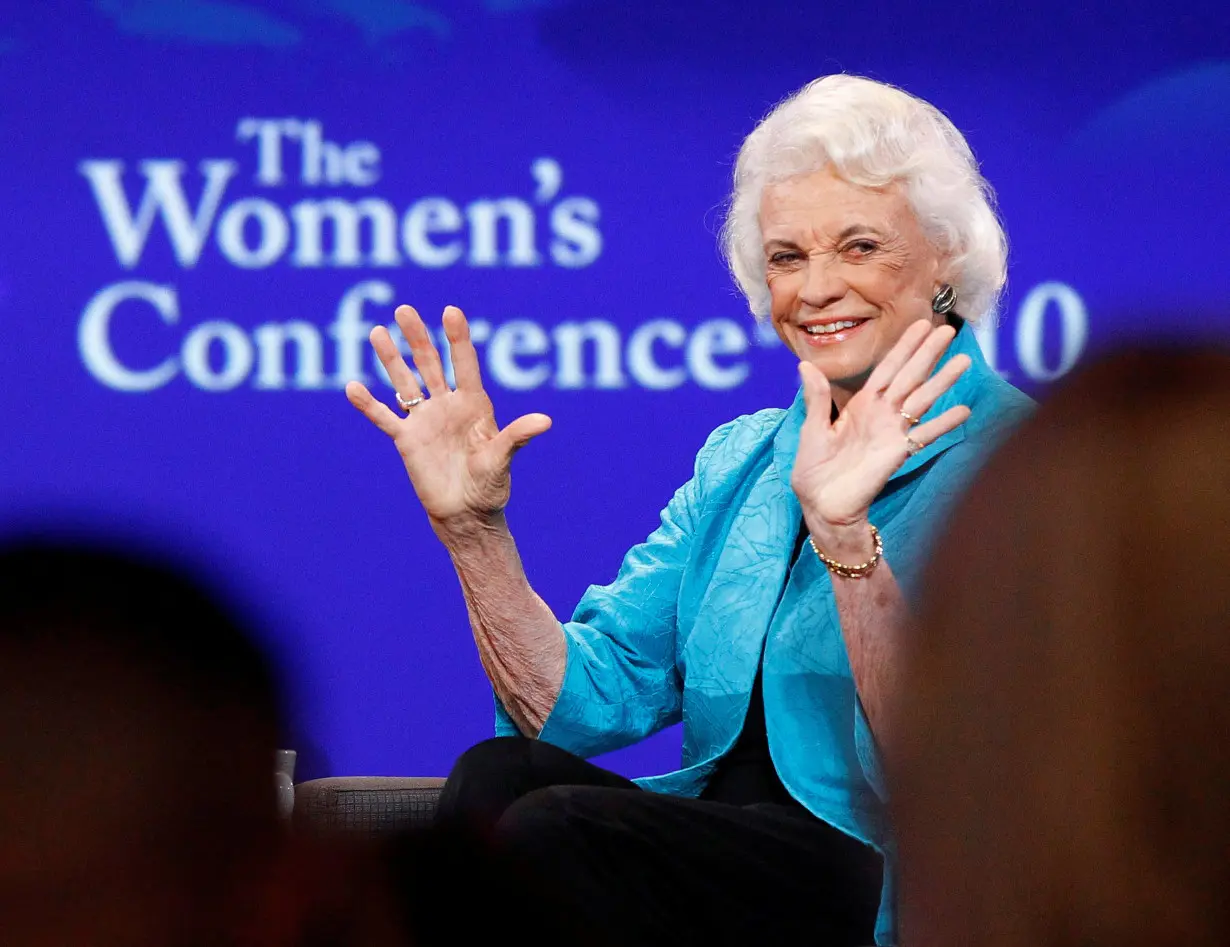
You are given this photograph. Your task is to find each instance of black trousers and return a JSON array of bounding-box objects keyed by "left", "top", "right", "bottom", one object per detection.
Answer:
[{"left": 436, "top": 737, "right": 883, "bottom": 947}]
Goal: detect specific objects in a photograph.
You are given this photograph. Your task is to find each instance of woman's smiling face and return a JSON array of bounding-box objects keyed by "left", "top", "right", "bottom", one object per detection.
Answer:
[{"left": 761, "top": 167, "right": 950, "bottom": 407}]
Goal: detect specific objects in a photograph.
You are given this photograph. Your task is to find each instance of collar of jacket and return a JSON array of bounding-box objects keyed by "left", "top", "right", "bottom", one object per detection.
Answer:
[{"left": 772, "top": 320, "right": 994, "bottom": 485}]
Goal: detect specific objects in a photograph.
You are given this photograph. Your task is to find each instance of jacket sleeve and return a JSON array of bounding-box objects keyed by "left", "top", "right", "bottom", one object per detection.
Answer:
[{"left": 494, "top": 421, "right": 735, "bottom": 758}]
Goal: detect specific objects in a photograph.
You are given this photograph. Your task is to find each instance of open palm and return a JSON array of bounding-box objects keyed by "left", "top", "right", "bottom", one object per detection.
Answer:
[
  {"left": 345, "top": 305, "right": 551, "bottom": 526},
  {"left": 792, "top": 320, "right": 973, "bottom": 528}
]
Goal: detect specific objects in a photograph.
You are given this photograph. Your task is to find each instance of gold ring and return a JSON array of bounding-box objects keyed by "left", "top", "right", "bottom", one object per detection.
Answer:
[
  {"left": 900, "top": 409, "right": 921, "bottom": 426},
  {"left": 905, "top": 435, "right": 925, "bottom": 456}
]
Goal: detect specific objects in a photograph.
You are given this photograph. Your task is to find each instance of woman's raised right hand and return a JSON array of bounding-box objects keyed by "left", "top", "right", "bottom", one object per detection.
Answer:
[{"left": 345, "top": 305, "right": 552, "bottom": 530}]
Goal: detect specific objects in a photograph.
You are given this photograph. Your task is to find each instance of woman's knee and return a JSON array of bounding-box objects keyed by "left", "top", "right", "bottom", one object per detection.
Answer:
[
  {"left": 493, "top": 785, "right": 586, "bottom": 849},
  {"left": 438, "top": 736, "right": 617, "bottom": 828},
  {"left": 495, "top": 784, "right": 632, "bottom": 850},
  {"left": 436, "top": 736, "right": 535, "bottom": 826},
  {"left": 446, "top": 736, "right": 533, "bottom": 784}
]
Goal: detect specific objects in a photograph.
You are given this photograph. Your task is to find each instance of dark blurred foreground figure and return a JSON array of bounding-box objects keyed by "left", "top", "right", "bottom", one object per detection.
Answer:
[
  {"left": 376, "top": 822, "right": 612, "bottom": 947},
  {"left": 890, "top": 348, "right": 1230, "bottom": 947},
  {"left": 0, "top": 538, "right": 400, "bottom": 947}
]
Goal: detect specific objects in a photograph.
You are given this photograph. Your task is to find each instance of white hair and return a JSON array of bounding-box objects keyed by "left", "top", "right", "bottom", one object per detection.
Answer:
[{"left": 720, "top": 74, "right": 1007, "bottom": 324}]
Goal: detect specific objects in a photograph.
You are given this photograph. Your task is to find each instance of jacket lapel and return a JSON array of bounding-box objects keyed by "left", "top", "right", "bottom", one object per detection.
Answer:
[{"left": 679, "top": 406, "right": 803, "bottom": 762}]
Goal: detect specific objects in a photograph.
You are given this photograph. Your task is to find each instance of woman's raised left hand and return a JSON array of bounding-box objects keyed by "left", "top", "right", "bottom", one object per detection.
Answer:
[{"left": 791, "top": 320, "right": 972, "bottom": 551}]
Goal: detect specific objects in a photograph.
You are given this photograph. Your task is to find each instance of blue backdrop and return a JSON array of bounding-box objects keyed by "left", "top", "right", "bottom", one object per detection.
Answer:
[{"left": 2, "top": 0, "right": 1228, "bottom": 780}]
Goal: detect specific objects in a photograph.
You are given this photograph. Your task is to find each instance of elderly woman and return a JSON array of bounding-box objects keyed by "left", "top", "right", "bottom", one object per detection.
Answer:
[{"left": 346, "top": 75, "right": 1033, "bottom": 946}]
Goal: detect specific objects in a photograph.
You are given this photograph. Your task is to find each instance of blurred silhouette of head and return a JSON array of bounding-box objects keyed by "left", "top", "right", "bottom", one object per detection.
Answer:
[
  {"left": 0, "top": 536, "right": 284, "bottom": 947},
  {"left": 891, "top": 347, "right": 1230, "bottom": 947}
]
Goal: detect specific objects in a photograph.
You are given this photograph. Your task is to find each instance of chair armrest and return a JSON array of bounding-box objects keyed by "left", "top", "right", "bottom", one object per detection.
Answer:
[{"left": 293, "top": 777, "right": 446, "bottom": 839}]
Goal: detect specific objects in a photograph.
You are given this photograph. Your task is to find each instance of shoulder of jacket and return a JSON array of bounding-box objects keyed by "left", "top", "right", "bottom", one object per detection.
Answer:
[
  {"left": 694, "top": 406, "right": 789, "bottom": 477},
  {"left": 964, "top": 371, "right": 1037, "bottom": 444}
]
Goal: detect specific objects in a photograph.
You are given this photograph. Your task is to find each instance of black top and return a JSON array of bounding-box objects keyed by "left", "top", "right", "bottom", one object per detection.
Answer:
[
  {"left": 699, "top": 526, "right": 809, "bottom": 811},
  {"left": 699, "top": 672, "right": 804, "bottom": 808}
]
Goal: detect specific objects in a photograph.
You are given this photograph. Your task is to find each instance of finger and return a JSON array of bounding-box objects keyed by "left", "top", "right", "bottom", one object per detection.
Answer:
[
  {"left": 395, "top": 304, "right": 450, "bottom": 398},
  {"left": 443, "top": 306, "right": 483, "bottom": 393},
  {"left": 885, "top": 323, "right": 957, "bottom": 404},
  {"left": 798, "top": 362, "right": 833, "bottom": 428},
  {"left": 370, "top": 326, "right": 423, "bottom": 404},
  {"left": 345, "top": 381, "right": 403, "bottom": 437},
  {"left": 910, "top": 404, "right": 971, "bottom": 450},
  {"left": 863, "top": 319, "right": 933, "bottom": 394},
  {"left": 902, "top": 354, "right": 971, "bottom": 419},
  {"left": 493, "top": 412, "right": 553, "bottom": 458}
]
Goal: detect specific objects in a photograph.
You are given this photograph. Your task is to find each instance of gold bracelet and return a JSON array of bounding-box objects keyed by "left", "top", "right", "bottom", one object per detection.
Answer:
[{"left": 808, "top": 524, "right": 883, "bottom": 579}]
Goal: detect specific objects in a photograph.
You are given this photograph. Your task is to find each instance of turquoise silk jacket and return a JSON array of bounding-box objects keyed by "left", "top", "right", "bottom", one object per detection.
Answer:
[{"left": 495, "top": 324, "right": 1034, "bottom": 944}]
